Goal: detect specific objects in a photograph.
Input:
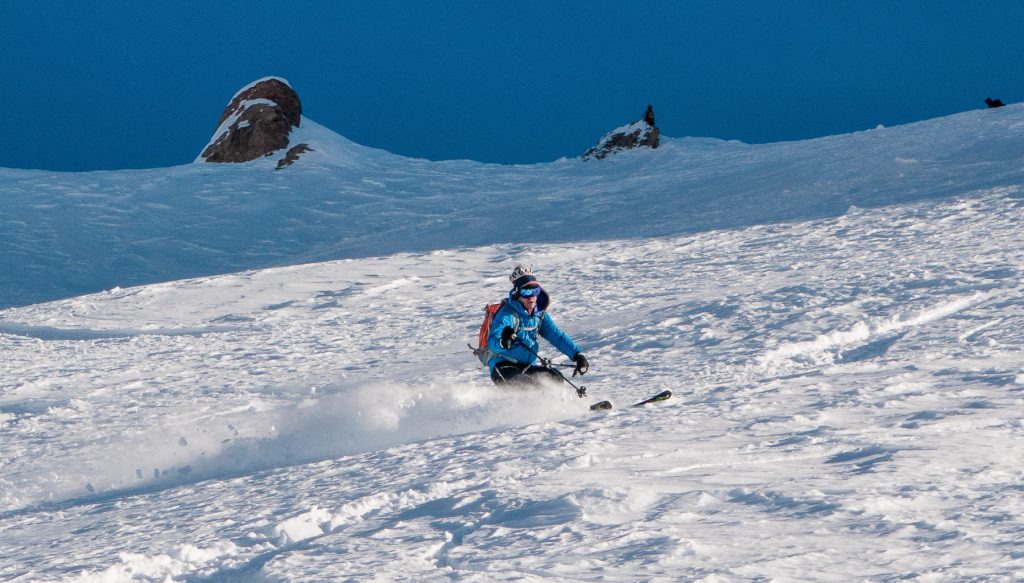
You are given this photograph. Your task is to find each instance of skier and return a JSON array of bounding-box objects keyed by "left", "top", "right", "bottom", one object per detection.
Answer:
[{"left": 487, "top": 266, "right": 590, "bottom": 385}]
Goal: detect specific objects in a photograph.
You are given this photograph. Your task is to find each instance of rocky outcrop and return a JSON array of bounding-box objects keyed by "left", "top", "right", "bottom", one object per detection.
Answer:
[
  {"left": 583, "top": 105, "right": 660, "bottom": 160},
  {"left": 200, "top": 77, "right": 303, "bottom": 164},
  {"left": 276, "top": 144, "right": 313, "bottom": 169}
]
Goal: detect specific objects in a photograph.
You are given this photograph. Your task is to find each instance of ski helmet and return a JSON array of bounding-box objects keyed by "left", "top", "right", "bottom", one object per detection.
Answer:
[{"left": 509, "top": 265, "right": 540, "bottom": 291}]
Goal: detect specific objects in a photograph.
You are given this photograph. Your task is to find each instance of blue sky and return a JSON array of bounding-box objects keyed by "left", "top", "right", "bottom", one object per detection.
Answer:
[{"left": 2, "top": 2, "right": 1022, "bottom": 171}]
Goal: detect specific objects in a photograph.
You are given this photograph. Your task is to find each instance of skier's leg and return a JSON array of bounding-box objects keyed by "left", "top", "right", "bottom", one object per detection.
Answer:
[
  {"left": 524, "top": 365, "right": 564, "bottom": 384},
  {"left": 491, "top": 360, "right": 530, "bottom": 385}
]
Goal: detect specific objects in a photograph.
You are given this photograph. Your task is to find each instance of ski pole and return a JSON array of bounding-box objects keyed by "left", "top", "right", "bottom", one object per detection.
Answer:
[{"left": 512, "top": 338, "right": 587, "bottom": 398}]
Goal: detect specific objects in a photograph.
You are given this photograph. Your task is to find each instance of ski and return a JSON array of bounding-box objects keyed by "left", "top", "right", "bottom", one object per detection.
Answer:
[
  {"left": 632, "top": 389, "right": 672, "bottom": 407},
  {"left": 589, "top": 390, "right": 672, "bottom": 412}
]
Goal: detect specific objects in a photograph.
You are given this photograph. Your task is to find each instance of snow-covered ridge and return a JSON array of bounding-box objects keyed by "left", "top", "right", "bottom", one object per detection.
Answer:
[{"left": 1, "top": 104, "right": 1022, "bottom": 308}]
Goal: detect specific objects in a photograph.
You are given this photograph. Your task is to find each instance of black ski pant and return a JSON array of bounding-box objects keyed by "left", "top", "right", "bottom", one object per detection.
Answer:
[{"left": 491, "top": 360, "right": 564, "bottom": 386}]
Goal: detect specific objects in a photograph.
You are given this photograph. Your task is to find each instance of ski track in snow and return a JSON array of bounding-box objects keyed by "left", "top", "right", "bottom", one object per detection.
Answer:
[{"left": 2, "top": 108, "right": 1024, "bottom": 580}]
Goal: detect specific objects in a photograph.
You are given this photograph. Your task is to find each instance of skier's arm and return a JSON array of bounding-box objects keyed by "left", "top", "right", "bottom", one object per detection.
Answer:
[
  {"left": 539, "top": 313, "right": 582, "bottom": 359},
  {"left": 488, "top": 309, "right": 520, "bottom": 355}
]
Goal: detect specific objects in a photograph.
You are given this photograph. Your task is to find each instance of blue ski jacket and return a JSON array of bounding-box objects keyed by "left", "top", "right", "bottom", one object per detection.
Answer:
[{"left": 486, "top": 288, "right": 581, "bottom": 373}]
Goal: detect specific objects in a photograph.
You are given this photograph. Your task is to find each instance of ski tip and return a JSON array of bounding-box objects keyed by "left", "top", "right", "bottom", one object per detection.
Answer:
[
  {"left": 589, "top": 400, "right": 613, "bottom": 411},
  {"left": 631, "top": 390, "right": 673, "bottom": 407}
]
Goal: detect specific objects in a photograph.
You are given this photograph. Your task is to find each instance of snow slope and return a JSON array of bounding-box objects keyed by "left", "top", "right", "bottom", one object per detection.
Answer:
[
  {"left": 2, "top": 107, "right": 1024, "bottom": 581},
  {"left": 2, "top": 106, "right": 1023, "bottom": 308}
]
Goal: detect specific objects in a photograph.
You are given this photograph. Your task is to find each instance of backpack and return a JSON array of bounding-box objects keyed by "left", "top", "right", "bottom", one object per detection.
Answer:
[
  {"left": 469, "top": 300, "right": 513, "bottom": 366},
  {"left": 469, "top": 298, "right": 546, "bottom": 366}
]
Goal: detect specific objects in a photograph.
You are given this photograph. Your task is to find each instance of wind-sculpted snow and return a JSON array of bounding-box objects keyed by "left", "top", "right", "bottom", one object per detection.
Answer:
[
  {"left": 3, "top": 184, "right": 1024, "bottom": 580},
  {"left": 2, "top": 106, "right": 1024, "bottom": 307}
]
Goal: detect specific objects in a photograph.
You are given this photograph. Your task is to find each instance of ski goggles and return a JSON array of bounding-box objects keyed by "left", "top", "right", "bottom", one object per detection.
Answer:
[{"left": 518, "top": 286, "right": 542, "bottom": 298}]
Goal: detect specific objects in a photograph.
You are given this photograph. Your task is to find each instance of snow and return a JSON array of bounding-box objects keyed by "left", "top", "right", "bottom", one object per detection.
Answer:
[
  {"left": 2, "top": 106, "right": 1024, "bottom": 580},
  {"left": 229, "top": 76, "right": 293, "bottom": 102},
  {"left": 5, "top": 105, "right": 1024, "bottom": 309}
]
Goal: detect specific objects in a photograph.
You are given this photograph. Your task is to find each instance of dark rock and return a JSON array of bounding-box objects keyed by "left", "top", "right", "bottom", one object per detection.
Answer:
[
  {"left": 583, "top": 105, "right": 660, "bottom": 160},
  {"left": 985, "top": 97, "right": 1006, "bottom": 108},
  {"left": 200, "top": 78, "right": 302, "bottom": 163},
  {"left": 643, "top": 104, "right": 655, "bottom": 126},
  {"left": 276, "top": 144, "right": 313, "bottom": 169}
]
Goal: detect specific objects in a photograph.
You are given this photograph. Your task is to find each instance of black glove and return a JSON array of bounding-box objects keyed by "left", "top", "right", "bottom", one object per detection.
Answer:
[
  {"left": 573, "top": 353, "right": 589, "bottom": 377},
  {"left": 500, "top": 326, "right": 516, "bottom": 349}
]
